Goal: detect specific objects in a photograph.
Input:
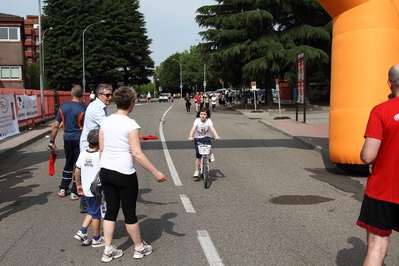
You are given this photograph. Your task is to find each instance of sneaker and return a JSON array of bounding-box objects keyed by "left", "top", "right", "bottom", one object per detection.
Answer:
[
  {"left": 102, "top": 245, "right": 124, "bottom": 263},
  {"left": 193, "top": 170, "right": 199, "bottom": 178},
  {"left": 210, "top": 153, "right": 215, "bottom": 163},
  {"left": 92, "top": 236, "right": 105, "bottom": 248},
  {"left": 134, "top": 241, "right": 152, "bottom": 259},
  {"left": 70, "top": 193, "right": 79, "bottom": 201},
  {"left": 74, "top": 230, "right": 90, "bottom": 245},
  {"left": 58, "top": 189, "right": 66, "bottom": 197}
]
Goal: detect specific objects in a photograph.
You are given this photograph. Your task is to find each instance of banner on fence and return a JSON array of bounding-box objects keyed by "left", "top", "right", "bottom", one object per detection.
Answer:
[
  {"left": 0, "top": 94, "right": 20, "bottom": 140},
  {"left": 15, "top": 94, "right": 38, "bottom": 121}
]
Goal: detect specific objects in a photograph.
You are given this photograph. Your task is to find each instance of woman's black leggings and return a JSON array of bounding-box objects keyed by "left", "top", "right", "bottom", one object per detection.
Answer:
[{"left": 100, "top": 168, "right": 139, "bottom": 224}]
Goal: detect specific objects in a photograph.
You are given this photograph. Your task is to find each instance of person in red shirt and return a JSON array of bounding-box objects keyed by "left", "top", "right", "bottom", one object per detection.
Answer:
[
  {"left": 357, "top": 63, "right": 399, "bottom": 265},
  {"left": 194, "top": 92, "right": 202, "bottom": 112}
]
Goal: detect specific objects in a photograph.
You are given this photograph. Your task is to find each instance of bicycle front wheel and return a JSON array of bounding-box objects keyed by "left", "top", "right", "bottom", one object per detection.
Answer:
[{"left": 203, "top": 156, "right": 209, "bottom": 189}]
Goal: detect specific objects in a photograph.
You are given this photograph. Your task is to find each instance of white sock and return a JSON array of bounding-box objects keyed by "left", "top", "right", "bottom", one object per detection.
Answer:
[
  {"left": 105, "top": 246, "right": 114, "bottom": 253},
  {"left": 135, "top": 243, "right": 144, "bottom": 250}
]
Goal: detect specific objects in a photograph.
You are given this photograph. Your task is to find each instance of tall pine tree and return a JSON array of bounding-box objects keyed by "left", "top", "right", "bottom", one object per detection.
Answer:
[
  {"left": 196, "top": 0, "right": 331, "bottom": 104},
  {"left": 42, "top": 0, "right": 154, "bottom": 91}
]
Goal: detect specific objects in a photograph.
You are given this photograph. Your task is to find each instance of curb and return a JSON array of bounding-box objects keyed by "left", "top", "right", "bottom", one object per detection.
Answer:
[
  {"left": 0, "top": 128, "right": 51, "bottom": 161},
  {"left": 258, "top": 120, "right": 325, "bottom": 154},
  {"left": 236, "top": 109, "right": 328, "bottom": 156}
]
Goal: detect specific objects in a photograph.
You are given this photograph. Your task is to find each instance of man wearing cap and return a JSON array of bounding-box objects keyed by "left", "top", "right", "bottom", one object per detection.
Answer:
[{"left": 48, "top": 85, "right": 85, "bottom": 201}]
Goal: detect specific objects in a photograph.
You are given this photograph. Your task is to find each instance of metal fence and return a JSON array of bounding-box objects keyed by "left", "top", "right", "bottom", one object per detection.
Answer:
[{"left": 0, "top": 88, "right": 90, "bottom": 128}]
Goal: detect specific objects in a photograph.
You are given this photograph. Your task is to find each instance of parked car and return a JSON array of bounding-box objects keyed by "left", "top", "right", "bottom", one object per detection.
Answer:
[{"left": 159, "top": 93, "right": 173, "bottom": 102}]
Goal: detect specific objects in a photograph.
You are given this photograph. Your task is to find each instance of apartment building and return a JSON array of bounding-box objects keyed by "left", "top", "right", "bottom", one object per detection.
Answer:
[
  {"left": 0, "top": 13, "right": 25, "bottom": 88},
  {"left": 24, "top": 15, "right": 39, "bottom": 64}
]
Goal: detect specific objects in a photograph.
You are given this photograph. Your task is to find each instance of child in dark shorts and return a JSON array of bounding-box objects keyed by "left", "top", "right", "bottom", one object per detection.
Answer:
[{"left": 74, "top": 129, "right": 105, "bottom": 247}]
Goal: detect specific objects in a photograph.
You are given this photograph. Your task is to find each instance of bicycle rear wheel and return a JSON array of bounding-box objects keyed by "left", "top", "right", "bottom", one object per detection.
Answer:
[{"left": 203, "top": 156, "right": 209, "bottom": 188}]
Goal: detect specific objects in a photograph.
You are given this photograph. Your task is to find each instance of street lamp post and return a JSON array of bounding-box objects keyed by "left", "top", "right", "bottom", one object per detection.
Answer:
[
  {"left": 82, "top": 20, "right": 105, "bottom": 93},
  {"left": 41, "top": 27, "right": 52, "bottom": 86},
  {"left": 172, "top": 59, "right": 182, "bottom": 98},
  {"left": 194, "top": 39, "right": 207, "bottom": 94},
  {"left": 38, "top": 0, "right": 45, "bottom": 123},
  {"left": 203, "top": 63, "right": 206, "bottom": 94}
]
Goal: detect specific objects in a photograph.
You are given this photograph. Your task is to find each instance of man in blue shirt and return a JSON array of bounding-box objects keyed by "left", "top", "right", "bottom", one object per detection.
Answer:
[{"left": 48, "top": 85, "right": 86, "bottom": 201}]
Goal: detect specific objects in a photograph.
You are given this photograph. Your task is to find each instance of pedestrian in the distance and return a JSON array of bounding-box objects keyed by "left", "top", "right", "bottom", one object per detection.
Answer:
[
  {"left": 74, "top": 129, "right": 105, "bottom": 248},
  {"left": 90, "top": 91, "right": 95, "bottom": 102},
  {"left": 194, "top": 92, "right": 201, "bottom": 112},
  {"left": 99, "top": 86, "right": 167, "bottom": 263},
  {"left": 211, "top": 94, "right": 217, "bottom": 111},
  {"left": 48, "top": 85, "right": 85, "bottom": 201},
  {"left": 185, "top": 93, "right": 191, "bottom": 112},
  {"left": 146, "top": 91, "right": 151, "bottom": 103},
  {"left": 356, "top": 63, "right": 399, "bottom": 265}
]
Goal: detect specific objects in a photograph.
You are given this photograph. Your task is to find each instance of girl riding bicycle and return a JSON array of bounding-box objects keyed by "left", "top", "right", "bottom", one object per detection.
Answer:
[{"left": 188, "top": 107, "right": 221, "bottom": 178}]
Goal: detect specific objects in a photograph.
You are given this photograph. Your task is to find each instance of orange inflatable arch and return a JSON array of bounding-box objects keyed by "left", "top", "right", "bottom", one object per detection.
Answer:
[{"left": 317, "top": 0, "right": 399, "bottom": 165}]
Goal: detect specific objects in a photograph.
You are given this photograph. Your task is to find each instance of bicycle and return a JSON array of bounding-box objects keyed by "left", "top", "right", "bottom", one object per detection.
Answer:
[{"left": 196, "top": 137, "right": 213, "bottom": 188}]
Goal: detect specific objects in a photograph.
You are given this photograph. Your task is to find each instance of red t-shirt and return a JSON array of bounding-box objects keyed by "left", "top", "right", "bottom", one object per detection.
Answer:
[
  {"left": 364, "top": 97, "right": 399, "bottom": 203},
  {"left": 194, "top": 94, "right": 202, "bottom": 104}
]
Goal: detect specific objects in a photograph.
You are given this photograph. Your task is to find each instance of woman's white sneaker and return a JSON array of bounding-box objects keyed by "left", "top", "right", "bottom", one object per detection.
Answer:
[
  {"left": 134, "top": 241, "right": 152, "bottom": 259},
  {"left": 102, "top": 245, "right": 123, "bottom": 263}
]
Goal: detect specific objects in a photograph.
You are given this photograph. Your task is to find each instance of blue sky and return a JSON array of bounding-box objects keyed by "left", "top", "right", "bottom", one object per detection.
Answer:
[{"left": 1, "top": 0, "right": 215, "bottom": 67}]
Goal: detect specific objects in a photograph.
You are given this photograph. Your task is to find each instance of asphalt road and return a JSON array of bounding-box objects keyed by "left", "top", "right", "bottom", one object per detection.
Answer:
[{"left": 1, "top": 99, "right": 399, "bottom": 265}]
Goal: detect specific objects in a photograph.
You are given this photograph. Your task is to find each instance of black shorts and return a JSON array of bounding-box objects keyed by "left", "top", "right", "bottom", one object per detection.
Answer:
[{"left": 356, "top": 194, "right": 399, "bottom": 236}]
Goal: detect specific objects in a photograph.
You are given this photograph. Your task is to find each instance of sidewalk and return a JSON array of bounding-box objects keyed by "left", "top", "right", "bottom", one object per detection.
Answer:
[
  {"left": 0, "top": 121, "right": 54, "bottom": 160},
  {"left": 0, "top": 103, "right": 330, "bottom": 159},
  {"left": 233, "top": 103, "right": 329, "bottom": 154}
]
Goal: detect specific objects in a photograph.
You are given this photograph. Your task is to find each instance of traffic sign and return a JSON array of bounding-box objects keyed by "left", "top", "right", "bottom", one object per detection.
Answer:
[{"left": 251, "top": 81, "right": 256, "bottom": 90}]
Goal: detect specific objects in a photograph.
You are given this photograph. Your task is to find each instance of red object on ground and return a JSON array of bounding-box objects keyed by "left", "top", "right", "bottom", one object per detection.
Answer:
[
  {"left": 141, "top": 135, "right": 158, "bottom": 140},
  {"left": 48, "top": 153, "right": 57, "bottom": 176}
]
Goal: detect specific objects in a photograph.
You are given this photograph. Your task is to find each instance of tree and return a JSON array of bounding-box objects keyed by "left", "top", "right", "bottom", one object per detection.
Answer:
[
  {"left": 42, "top": 0, "right": 154, "bottom": 91},
  {"left": 25, "top": 63, "right": 40, "bottom": 89},
  {"left": 195, "top": 0, "right": 331, "bottom": 105}
]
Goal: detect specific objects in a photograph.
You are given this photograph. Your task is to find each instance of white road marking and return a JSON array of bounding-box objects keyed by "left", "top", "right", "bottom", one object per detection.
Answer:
[
  {"left": 180, "top": 194, "right": 196, "bottom": 213},
  {"left": 158, "top": 106, "right": 223, "bottom": 266},
  {"left": 197, "top": 230, "right": 225, "bottom": 266},
  {"left": 159, "top": 106, "right": 183, "bottom": 186}
]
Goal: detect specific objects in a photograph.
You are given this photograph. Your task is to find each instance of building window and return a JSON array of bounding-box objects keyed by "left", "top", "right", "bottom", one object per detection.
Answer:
[
  {"left": 0, "top": 66, "right": 22, "bottom": 80},
  {"left": 27, "top": 36, "right": 31, "bottom": 40},
  {"left": 27, "top": 47, "right": 31, "bottom": 51},
  {"left": 0, "top": 27, "right": 20, "bottom": 41},
  {"left": 27, "top": 59, "right": 32, "bottom": 63}
]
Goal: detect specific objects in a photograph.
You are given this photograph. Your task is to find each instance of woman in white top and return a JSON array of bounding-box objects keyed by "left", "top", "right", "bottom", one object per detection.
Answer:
[{"left": 99, "top": 86, "right": 167, "bottom": 263}]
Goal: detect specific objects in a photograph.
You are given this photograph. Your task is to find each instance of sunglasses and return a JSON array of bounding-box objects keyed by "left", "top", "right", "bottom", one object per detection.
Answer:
[{"left": 101, "top": 93, "right": 113, "bottom": 98}]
